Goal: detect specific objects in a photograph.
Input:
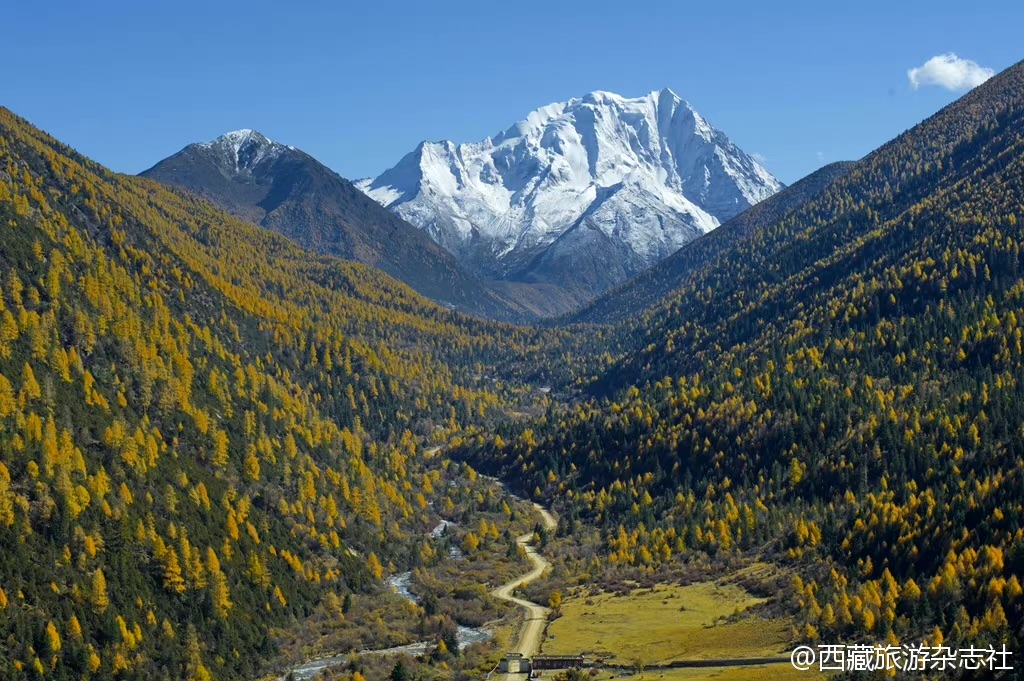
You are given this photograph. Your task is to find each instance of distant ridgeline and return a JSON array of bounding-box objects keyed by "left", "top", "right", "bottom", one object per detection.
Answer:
[
  {"left": 139, "top": 129, "right": 534, "bottom": 322},
  {"left": 458, "top": 60, "right": 1024, "bottom": 655}
]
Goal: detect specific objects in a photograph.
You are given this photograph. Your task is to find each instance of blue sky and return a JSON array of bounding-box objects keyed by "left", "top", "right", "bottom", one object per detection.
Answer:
[{"left": 4, "top": 1, "right": 1021, "bottom": 184}]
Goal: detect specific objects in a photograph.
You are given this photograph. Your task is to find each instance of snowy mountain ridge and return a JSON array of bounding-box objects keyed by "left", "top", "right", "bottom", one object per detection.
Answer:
[
  {"left": 357, "top": 88, "right": 782, "bottom": 293},
  {"left": 196, "top": 129, "right": 294, "bottom": 174}
]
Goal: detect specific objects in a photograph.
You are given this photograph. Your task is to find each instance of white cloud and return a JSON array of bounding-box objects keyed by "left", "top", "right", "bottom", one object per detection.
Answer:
[
  {"left": 908, "top": 53, "right": 994, "bottom": 91},
  {"left": 751, "top": 152, "right": 768, "bottom": 164},
  {"left": 816, "top": 151, "right": 825, "bottom": 162}
]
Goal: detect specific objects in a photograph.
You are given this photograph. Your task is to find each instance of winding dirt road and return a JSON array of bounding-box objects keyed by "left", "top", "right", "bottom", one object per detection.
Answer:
[
  {"left": 491, "top": 503, "right": 557, "bottom": 677},
  {"left": 279, "top": 487, "right": 557, "bottom": 681}
]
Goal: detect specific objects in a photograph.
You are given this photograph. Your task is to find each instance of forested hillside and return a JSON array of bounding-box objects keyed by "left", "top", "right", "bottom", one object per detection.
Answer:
[
  {"left": 0, "top": 108, "right": 551, "bottom": 681},
  {"left": 461, "top": 60, "right": 1024, "bottom": 657}
]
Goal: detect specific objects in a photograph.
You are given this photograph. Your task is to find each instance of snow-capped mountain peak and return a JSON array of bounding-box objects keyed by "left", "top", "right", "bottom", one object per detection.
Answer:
[
  {"left": 197, "top": 129, "right": 292, "bottom": 174},
  {"left": 357, "top": 89, "right": 782, "bottom": 294}
]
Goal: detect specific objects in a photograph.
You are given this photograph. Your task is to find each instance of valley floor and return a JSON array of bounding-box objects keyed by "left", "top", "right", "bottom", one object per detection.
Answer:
[
  {"left": 532, "top": 572, "right": 814, "bottom": 680},
  {"left": 274, "top": 488, "right": 815, "bottom": 681}
]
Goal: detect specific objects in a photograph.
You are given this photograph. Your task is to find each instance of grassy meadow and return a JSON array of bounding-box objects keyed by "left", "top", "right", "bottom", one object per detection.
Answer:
[{"left": 542, "top": 579, "right": 793, "bottom": 667}]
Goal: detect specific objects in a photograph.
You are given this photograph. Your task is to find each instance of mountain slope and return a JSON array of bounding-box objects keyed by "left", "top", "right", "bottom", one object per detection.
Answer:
[
  {"left": 358, "top": 89, "right": 782, "bottom": 299},
  {"left": 0, "top": 108, "right": 546, "bottom": 680},
  {"left": 140, "top": 130, "right": 525, "bottom": 320},
  {"left": 461, "top": 60, "right": 1024, "bottom": 657},
  {"left": 571, "top": 161, "right": 855, "bottom": 324}
]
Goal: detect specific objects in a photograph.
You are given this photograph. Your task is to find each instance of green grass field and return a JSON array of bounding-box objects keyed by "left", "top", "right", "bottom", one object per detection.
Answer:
[{"left": 541, "top": 580, "right": 793, "bottom": 667}]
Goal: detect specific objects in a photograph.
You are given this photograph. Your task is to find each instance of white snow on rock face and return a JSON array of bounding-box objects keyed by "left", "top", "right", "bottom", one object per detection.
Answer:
[
  {"left": 197, "top": 129, "right": 292, "bottom": 174},
  {"left": 357, "top": 88, "right": 782, "bottom": 279}
]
